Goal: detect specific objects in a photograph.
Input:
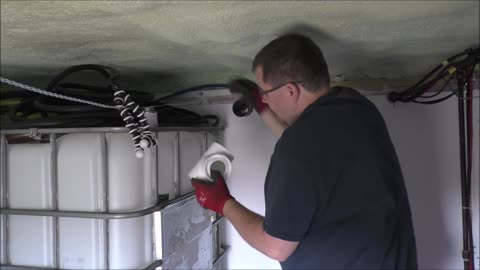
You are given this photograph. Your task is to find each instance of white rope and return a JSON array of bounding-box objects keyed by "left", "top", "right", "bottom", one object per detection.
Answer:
[{"left": 0, "top": 76, "right": 116, "bottom": 109}]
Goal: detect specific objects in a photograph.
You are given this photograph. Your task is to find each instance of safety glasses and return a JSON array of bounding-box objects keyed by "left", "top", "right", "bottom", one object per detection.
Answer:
[{"left": 258, "top": 81, "right": 305, "bottom": 95}]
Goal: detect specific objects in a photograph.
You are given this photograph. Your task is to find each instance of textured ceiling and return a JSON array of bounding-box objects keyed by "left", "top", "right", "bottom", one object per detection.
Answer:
[{"left": 1, "top": 1, "right": 479, "bottom": 92}]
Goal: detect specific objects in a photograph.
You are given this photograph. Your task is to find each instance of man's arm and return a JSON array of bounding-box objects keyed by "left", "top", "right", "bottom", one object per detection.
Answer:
[
  {"left": 191, "top": 172, "right": 298, "bottom": 262},
  {"left": 223, "top": 199, "right": 299, "bottom": 262}
]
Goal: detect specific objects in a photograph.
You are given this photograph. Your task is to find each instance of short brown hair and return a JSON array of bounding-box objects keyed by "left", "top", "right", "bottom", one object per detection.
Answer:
[{"left": 252, "top": 34, "right": 330, "bottom": 92}]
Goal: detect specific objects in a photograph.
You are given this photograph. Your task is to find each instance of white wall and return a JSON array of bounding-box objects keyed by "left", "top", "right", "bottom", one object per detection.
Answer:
[{"left": 185, "top": 92, "right": 479, "bottom": 269}]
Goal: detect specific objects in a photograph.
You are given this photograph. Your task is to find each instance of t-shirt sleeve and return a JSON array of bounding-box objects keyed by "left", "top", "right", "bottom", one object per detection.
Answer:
[{"left": 263, "top": 144, "right": 317, "bottom": 242}]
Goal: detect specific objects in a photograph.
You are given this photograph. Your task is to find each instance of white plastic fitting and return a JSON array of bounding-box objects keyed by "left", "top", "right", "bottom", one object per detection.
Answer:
[{"left": 188, "top": 142, "right": 234, "bottom": 182}]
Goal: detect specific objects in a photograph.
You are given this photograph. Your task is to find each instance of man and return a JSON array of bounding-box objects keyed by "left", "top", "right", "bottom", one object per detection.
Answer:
[{"left": 191, "top": 34, "right": 417, "bottom": 269}]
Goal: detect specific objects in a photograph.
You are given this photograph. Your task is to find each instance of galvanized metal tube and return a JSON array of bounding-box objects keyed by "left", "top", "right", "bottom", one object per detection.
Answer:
[
  {"left": 160, "top": 210, "right": 166, "bottom": 262},
  {"left": 174, "top": 131, "right": 180, "bottom": 198},
  {"left": 0, "top": 126, "right": 224, "bottom": 136},
  {"left": 0, "top": 263, "right": 49, "bottom": 270},
  {"left": 0, "top": 135, "right": 5, "bottom": 211},
  {"left": 100, "top": 133, "right": 110, "bottom": 269},
  {"left": 214, "top": 224, "right": 220, "bottom": 259},
  {"left": 212, "top": 216, "right": 224, "bottom": 227},
  {"left": 3, "top": 136, "right": 10, "bottom": 265},
  {"left": 49, "top": 134, "right": 59, "bottom": 269},
  {"left": 152, "top": 132, "right": 159, "bottom": 202},
  {"left": 0, "top": 193, "right": 196, "bottom": 219},
  {"left": 213, "top": 129, "right": 222, "bottom": 261},
  {"left": 142, "top": 259, "right": 162, "bottom": 270},
  {"left": 204, "top": 131, "right": 208, "bottom": 152},
  {"left": 152, "top": 211, "right": 162, "bottom": 262},
  {"left": 0, "top": 135, "right": 8, "bottom": 264},
  {"left": 212, "top": 245, "right": 229, "bottom": 269},
  {"left": 214, "top": 129, "right": 220, "bottom": 146},
  {"left": 151, "top": 132, "right": 159, "bottom": 264}
]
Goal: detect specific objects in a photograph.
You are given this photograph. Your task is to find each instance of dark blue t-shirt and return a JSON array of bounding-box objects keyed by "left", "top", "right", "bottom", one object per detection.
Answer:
[{"left": 263, "top": 87, "right": 417, "bottom": 269}]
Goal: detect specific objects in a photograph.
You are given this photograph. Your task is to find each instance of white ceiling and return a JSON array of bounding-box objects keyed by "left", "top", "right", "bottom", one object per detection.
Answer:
[{"left": 1, "top": 1, "right": 479, "bottom": 92}]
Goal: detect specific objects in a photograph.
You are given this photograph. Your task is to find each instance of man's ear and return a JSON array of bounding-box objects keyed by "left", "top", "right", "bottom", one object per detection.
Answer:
[{"left": 287, "top": 82, "right": 301, "bottom": 100}]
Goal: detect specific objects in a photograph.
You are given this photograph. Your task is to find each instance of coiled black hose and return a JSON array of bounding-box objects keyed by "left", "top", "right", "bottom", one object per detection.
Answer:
[
  {"left": 1, "top": 65, "right": 221, "bottom": 129},
  {"left": 388, "top": 47, "right": 479, "bottom": 104}
]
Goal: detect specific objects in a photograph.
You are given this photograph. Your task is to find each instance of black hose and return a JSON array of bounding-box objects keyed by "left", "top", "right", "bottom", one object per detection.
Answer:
[
  {"left": 0, "top": 111, "right": 123, "bottom": 129},
  {"left": 388, "top": 47, "right": 479, "bottom": 103},
  {"left": 32, "top": 100, "right": 107, "bottom": 113},
  {"left": 145, "top": 84, "right": 228, "bottom": 105},
  {"left": 154, "top": 104, "right": 220, "bottom": 127},
  {"left": 1, "top": 89, "right": 39, "bottom": 99},
  {"left": 386, "top": 48, "right": 478, "bottom": 269},
  {"left": 2, "top": 64, "right": 222, "bottom": 129},
  {"left": 412, "top": 91, "right": 457, "bottom": 104},
  {"left": 417, "top": 75, "right": 454, "bottom": 99},
  {"left": 3, "top": 65, "right": 119, "bottom": 126},
  {"left": 56, "top": 83, "right": 154, "bottom": 103},
  {"left": 456, "top": 69, "right": 473, "bottom": 270},
  {"left": 395, "top": 49, "right": 470, "bottom": 102},
  {"left": 465, "top": 68, "right": 475, "bottom": 270},
  {"left": 45, "top": 64, "right": 116, "bottom": 92}
]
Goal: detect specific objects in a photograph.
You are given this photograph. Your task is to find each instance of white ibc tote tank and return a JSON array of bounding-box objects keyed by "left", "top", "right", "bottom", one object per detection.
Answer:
[
  {"left": 56, "top": 133, "right": 155, "bottom": 269},
  {"left": 0, "top": 127, "right": 226, "bottom": 270}
]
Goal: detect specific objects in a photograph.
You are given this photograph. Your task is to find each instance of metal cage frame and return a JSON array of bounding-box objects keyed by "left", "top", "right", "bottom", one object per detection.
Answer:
[{"left": 0, "top": 126, "right": 229, "bottom": 270}]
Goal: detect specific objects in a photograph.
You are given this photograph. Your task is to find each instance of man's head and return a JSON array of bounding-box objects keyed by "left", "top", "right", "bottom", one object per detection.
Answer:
[{"left": 252, "top": 34, "right": 330, "bottom": 124}]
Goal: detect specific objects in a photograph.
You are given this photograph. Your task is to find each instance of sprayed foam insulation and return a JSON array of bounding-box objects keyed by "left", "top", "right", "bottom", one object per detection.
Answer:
[{"left": 0, "top": 1, "right": 479, "bottom": 93}]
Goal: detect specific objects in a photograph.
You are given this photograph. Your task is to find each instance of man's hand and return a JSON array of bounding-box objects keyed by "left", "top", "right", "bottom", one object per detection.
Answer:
[
  {"left": 229, "top": 78, "right": 268, "bottom": 114},
  {"left": 191, "top": 170, "right": 234, "bottom": 216}
]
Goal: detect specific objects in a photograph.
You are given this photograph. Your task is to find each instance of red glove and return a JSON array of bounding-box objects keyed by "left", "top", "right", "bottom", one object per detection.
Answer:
[
  {"left": 229, "top": 78, "right": 268, "bottom": 114},
  {"left": 250, "top": 87, "right": 268, "bottom": 114},
  {"left": 191, "top": 170, "right": 234, "bottom": 216}
]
